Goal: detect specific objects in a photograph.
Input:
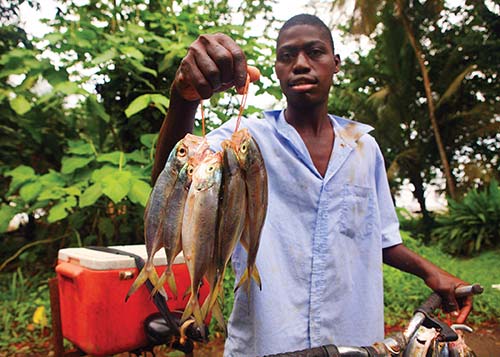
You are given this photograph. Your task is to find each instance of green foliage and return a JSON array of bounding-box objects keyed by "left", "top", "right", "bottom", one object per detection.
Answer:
[
  {"left": 384, "top": 232, "right": 500, "bottom": 326},
  {"left": 0, "top": 0, "right": 278, "bottom": 269},
  {"left": 333, "top": 1, "right": 500, "bottom": 214},
  {"left": 209, "top": 264, "right": 236, "bottom": 335},
  {"left": 0, "top": 269, "right": 52, "bottom": 354},
  {"left": 432, "top": 180, "right": 500, "bottom": 256}
]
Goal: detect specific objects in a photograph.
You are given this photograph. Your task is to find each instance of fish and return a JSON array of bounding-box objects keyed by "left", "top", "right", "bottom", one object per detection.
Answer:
[
  {"left": 201, "top": 139, "right": 247, "bottom": 329},
  {"left": 125, "top": 134, "right": 208, "bottom": 301},
  {"left": 152, "top": 141, "right": 210, "bottom": 298},
  {"left": 232, "top": 128, "right": 268, "bottom": 295},
  {"left": 180, "top": 151, "right": 223, "bottom": 338}
]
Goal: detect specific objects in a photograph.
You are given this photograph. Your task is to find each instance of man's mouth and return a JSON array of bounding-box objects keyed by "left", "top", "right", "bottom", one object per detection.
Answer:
[{"left": 289, "top": 77, "right": 317, "bottom": 92}]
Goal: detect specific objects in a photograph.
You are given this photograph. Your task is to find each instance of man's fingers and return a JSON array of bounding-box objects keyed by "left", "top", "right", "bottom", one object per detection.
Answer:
[
  {"left": 456, "top": 296, "right": 473, "bottom": 324},
  {"left": 216, "top": 34, "right": 247, "bottom": 88}
]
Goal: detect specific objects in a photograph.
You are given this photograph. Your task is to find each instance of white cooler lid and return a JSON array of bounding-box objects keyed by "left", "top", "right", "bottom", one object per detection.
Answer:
[{"left": 58, "top": 244, "right": 185, "bottom": 270}]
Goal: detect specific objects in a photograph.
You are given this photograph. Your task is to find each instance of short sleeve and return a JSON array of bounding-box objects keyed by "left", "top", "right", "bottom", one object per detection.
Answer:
[{"left": 374, "top": 143, "right": 403, "bottom": 248}]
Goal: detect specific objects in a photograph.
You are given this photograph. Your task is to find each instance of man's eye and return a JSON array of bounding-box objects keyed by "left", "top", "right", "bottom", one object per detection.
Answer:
[
  {"left": 278, "top": 52, "right": 293, "bottom": 62},
  {"left": 309, "top": 49, "right": 324, "bottom": 58}
]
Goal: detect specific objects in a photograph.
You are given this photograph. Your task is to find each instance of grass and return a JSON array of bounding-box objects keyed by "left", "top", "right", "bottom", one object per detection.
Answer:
[
  {"left": 0, "top": 232, "right": 498, "bottom": 354},
  {"left": 383, "top": 231, "right": 500, "bottom": 326}
]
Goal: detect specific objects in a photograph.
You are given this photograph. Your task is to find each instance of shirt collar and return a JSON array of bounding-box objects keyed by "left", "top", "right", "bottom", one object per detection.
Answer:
[{"left": 263, "top": 109, "right": 374, "bottom": 148}]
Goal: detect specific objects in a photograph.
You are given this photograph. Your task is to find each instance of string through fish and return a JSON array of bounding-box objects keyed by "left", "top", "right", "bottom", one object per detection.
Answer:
[
  {"left": 235, "top": 74, "right": 250, "bottom": 133},
  {"left": 198, "top": 73, "right": 250, "bottom": 137}
]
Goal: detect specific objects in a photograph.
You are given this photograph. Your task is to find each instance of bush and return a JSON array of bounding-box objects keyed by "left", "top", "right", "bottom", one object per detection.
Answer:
[{"left": 432, "top": 180, "right": 500, "bottom": 256}]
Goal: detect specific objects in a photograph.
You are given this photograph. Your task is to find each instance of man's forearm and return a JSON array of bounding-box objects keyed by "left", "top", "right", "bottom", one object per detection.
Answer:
[
  {"left": 382, "top": 243, "right": 447, "bottom": 282},
  {"left": 152, "top": 86, "right": 199, "bottom": 184}
]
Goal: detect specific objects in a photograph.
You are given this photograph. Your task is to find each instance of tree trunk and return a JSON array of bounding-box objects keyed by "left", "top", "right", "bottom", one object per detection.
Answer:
[
  {"left": 395, "top": 1, "right": 457, "bottom": 199},
  {"left": 409, "top": 170, "right": 433, "bottom": 242}
]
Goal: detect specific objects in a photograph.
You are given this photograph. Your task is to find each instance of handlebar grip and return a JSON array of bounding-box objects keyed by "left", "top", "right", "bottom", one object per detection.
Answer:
[
  {"left": 455, "top": 283, "right": 484, "bottom": 297},
  {"left": 417, "top": 284, "right": 484, "bottom": 315},
  {"left": 417, "top": 292, "right": 442, "bottom": 315}
]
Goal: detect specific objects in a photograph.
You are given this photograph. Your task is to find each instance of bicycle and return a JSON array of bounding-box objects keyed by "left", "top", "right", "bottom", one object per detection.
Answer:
[{"left": 265, "top": 284, "right": 483, "bottom": 357}]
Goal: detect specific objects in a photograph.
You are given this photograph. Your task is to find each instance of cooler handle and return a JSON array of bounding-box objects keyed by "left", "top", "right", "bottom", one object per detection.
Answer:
[{"left": 56, "top": 261, "right": 83, "bottom": 280}]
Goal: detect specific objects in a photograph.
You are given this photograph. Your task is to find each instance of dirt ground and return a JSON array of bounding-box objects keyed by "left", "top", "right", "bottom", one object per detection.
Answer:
[
  {"left": 464, "top": 324, "right": 500, "bottom": 356},
  {"left": 163, "top": 323, "right": 500, "bottom": 356},
  {"left": 5, "top": 323, "right": 498, "bottom": 356}
]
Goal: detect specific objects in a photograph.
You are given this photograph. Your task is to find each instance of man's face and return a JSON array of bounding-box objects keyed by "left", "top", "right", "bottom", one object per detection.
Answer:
[{"left": 275, "top": 24, "right": 340, "bottom": 109}]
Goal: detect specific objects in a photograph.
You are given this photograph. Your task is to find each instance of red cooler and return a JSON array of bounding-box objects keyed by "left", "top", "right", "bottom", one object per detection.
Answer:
[{"left": 56, "top": 245, "right": 208, "bottom": 356}]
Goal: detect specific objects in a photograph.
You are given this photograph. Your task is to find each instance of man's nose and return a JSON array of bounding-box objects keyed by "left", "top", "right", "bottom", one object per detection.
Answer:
[{"left": 292, "top": 52, "right": 310, "bottom": 74}]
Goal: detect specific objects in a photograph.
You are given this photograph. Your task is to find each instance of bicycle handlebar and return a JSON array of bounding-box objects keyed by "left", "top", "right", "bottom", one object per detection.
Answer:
[
  {"left": 417, "top": 283, "right": 483, "bottom": 315},
  {"left": 264, "top": 284, "right": 483, "bottom": 357}
]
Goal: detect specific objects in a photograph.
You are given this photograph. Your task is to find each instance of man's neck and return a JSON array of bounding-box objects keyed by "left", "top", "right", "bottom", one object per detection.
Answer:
[{"left": 284, "top": 104, "right": 330, "bottom": 136}]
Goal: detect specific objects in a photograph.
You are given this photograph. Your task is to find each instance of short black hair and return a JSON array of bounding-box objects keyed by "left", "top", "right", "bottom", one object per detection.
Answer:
[{"left": 277, "top": 14, "right": 335, "bottom": 53}]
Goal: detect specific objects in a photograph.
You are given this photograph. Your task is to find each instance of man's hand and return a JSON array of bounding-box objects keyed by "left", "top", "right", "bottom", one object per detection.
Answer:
[
  {"left": 383, "top": 244, "right": 473, "bottom": 324},
  {"left": 424, "top": 270, "right": 472, "bottom": 324},
  {"left": 174, "top": 33, "right": 249, "bottom": 101}
]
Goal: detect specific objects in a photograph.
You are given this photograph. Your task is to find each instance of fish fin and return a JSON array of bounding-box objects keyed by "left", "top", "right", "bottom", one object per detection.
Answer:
[
  {"left": 165, "top": 268, "right": 178, "bottom": 299},
  {"left": 212, "top": 299, "right": 227, "bottom": 336},
  {"left": 151, "top": 267, "right": 177, "bottom": 299},
  {"left": 182, "top": 284, "right": 192, "bottom": 300},
  {"left": 125, "top": 261, "right": 161, "bottom": 301},
  {"left": 251, "top": 264, "right": 262, "bottom": 291},
  {"left": 180, "top": 296, "right": 193, "bottom": 324},
  {"left": 234, "top": 268, "right": 249, "bottom": 293},
  {"left": 183, "top": 295, "right": 205, "bottom": 340},
  {"left": 202, "top": 272, "right": 222, "bottom": 319}
]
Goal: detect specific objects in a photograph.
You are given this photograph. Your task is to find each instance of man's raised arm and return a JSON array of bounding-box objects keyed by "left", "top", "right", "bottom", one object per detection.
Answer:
[{"left": 152, "top": 33, "right": 250, "bottom": 184}]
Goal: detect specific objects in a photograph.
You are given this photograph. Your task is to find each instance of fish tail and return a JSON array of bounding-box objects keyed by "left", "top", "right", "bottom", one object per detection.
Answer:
[
  {"left": 202, "top": 271, "right": 222, "bottom": 319},
  {"left": 182, "top": 295, "right": 205, "bottom": 340},
  {"left": 180, "top": 295, "right": 193, "bottom": 324},
  {"left": 251, "top": 264, "right": 262, "bottom": 291},
  {"left": 152, "top": 267, "right": 178, "bottom": 299},
  {"left": 212, "top": 298, "right": 227, "bottom": 336},
  {"left": 234, "top": 268, "right": 249, "bottom": 293},
  {"left": 125, "top": 260, "right": 161, "bottom": 301}
]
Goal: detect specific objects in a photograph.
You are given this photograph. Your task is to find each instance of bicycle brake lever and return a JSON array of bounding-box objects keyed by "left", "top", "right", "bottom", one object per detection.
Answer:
[{"left": 421, "top": 314, "right": 458, "bottom": 342}]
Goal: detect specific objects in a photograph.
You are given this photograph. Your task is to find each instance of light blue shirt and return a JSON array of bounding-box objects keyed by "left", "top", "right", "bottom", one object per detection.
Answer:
[{"left": 207, "top": 110, "right": 402, "bottom": 356}]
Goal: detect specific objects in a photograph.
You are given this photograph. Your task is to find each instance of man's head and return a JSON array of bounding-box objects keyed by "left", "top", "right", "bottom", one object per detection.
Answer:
[
  {"left": 275, "top": 14, "right": 340, "bottom": 110},
  {"left": 277, "top": 14, "right": 335, "bottom": 54}
]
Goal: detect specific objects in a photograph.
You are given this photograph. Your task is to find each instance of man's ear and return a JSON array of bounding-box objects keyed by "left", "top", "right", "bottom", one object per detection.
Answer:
[{"left": 333, "top": 54, "right": 341, "bottom": 74}]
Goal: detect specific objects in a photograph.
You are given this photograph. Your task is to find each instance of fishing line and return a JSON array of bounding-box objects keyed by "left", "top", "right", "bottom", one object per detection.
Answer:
[{"left": 234, "top": 74, "right": 250, "bottom": 133}]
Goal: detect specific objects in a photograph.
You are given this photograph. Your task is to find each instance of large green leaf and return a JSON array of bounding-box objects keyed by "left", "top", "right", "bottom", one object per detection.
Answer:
[
  {"left": 61, "top": 156, "right": 94, "bottom": 174},
  {"left": 0, "top": 205, "right": 19, "bottom": 232},
  {"left": 67, "top": 140, "right": 95, "bottom": 156},
  {"left": 101, "top": 171, "right": 132, "bottom": 203},
  {"left": 128, "top": 179, "right": 151, "bottom": 206},
  {"left": 80, "top": 183, "right": 103, "bottom": 208},
  {"left": 5, "top": 166, "right": 36, "bottom": 193},
  {"left": 47, "top": 201, "right": 68, "bottom": 223},
  {"left": 19, "top": 181, "right": 42, "bottom": 202},
  {"left": 125, "top": 94, "right": 151, "bottom": 118},
  {"left": 125, "top": 94, "right": 170, "bottom": 118},
  {"left": 121, "top": 46, "right": 144, "bottom": 61},
  {"left": 9, "top": 96, "right": 32, "bottom": 115},
  {"left": 97, "top": 151, "right": 126, "bottom": 166}
]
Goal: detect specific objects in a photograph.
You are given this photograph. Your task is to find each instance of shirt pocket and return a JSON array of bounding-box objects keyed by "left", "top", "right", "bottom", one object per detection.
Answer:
[{"left": 339, "top": 184, "right": 374, "bottom": 240}]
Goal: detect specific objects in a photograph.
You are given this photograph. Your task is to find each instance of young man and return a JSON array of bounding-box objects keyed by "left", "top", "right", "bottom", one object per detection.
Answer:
[{"left": 154, "top": 14, "right": 472, "bottom": 357}]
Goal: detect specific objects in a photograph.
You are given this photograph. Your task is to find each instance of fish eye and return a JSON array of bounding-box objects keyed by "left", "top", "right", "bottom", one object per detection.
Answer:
[
  {"left": 207, "top": 166, "right": 214, "bottom": 172},
  {"left": 241, "top": 143, "right": 247, "bottom": 153},
  {"left": 178, "top": 147, "right": 187, "bottom": 157},
  {"left": 187, "top": 166, "right": 194, "bottom": 175}
]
